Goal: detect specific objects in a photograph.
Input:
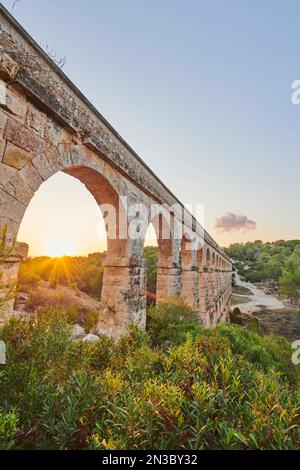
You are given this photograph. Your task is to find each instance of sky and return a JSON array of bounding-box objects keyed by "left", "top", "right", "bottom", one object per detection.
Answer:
[{"left": 2, "top": 0, "right": 300, "bottom": 256}]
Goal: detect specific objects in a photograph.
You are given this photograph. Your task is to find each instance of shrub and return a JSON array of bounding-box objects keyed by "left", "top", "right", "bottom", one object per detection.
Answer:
[
  {"left": 214, "top": 324, "right": 297, "bottom": 387},
  {"left": 230, "top": 307, "right": 244, "bottom": 325},
  {"left": 147, "top": 297, "right": 200, "bottom": 347},
  {"left": 26, "top": 286, "right": 99, "bottom": 326},
  {"left": 84, "top": 310, "right": 99, "bottom": 333},
  {"left": 0, "top": 407, "right": 19, "bottom": 450},
  {"left": 0, "top": 304, "right": 299, "bottom": 450}
]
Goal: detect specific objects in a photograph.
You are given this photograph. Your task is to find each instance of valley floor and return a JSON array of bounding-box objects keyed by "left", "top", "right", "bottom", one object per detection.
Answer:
[
  {"left": 233, "top": 273, "right": 300, "bottom": 341},
  {"left": 233, "top": 272, "right": 285, "bottom": 312}
]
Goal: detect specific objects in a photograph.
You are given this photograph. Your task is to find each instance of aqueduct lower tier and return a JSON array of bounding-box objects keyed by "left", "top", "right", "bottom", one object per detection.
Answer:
[{"left": 0, "top": 6, "right": 232, "bottom": 339}]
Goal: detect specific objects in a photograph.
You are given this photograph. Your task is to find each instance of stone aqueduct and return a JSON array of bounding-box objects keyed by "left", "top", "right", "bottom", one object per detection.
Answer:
[{"left": 0, "top": 6, "right": 232, "bottom": 339}]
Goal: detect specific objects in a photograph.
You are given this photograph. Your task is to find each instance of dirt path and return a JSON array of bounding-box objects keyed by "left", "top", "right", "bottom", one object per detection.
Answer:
[{"left": 234, "top": 272, "right": 285, "bottom": 313}]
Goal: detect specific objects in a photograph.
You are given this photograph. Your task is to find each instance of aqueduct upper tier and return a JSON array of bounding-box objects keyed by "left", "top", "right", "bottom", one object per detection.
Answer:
[{"left": 0, "top": 5, "right": 232, "bottom": 338}]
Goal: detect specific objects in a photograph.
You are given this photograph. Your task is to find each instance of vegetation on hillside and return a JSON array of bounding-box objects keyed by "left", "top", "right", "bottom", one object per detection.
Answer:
[
  {"left": 18, "top": 247, "right": 158, "bottom": 300},
  {"left": 279, "top": 246, "right": 300, "bottom": 305},
  {"left": 18, "top": 253, "right": 105, "bottom": 299},
  {"left": 1, "top": 229, "right": 300, "bottom": 450},
  {"left": 225, "top": 240, "right": 300, "bottom": 303},
  {"left": 0, "top": 302, "right": 299, "bottom": 450}
]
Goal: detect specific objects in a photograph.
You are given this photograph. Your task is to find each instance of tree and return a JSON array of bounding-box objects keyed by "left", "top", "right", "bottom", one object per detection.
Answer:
[
  {"left": 144, "top": 246, "right": 158, "bottom": 303},
  {"left": 279, "top": 246, "right": 300, "bottom": 304},
  {"left": 0, "top": 227, "right": 16, "bottom": 309},
  {"left": 279, "top": 267, "right": 300, "bottom": 305}
]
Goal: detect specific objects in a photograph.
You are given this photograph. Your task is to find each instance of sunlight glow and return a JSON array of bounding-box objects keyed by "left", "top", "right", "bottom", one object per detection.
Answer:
[
  {"left": 45, "top": 237, "right": 76, "bottom": 258},
  {"left": 18, "top": 173, "right": 108, "bottom": 257}
]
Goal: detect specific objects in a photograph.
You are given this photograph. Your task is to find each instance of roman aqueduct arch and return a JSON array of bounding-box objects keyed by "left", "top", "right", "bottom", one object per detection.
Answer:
[{"left": 0, "top": 5, "right": 232, "bottom": 338}]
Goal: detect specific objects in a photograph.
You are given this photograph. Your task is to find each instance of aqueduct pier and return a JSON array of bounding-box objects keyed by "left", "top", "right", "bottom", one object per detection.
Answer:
[{"left": 0, "top": 5, "right": 232, "bottom": 338}]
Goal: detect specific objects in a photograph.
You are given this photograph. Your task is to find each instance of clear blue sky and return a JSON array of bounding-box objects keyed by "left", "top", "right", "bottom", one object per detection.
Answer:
[{"left": 2, "top": 0, "right": 300, "bottom": 254}]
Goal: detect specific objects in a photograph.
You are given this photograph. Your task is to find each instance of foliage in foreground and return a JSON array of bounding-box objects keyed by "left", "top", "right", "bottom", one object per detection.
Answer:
[{"left": 0, "top": 304, "right": 299, "bottom": 450}]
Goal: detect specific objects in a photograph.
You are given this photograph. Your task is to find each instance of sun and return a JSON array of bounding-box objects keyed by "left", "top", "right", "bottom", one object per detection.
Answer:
[{"left": 45, "top": 237, "right": 76, "bottom": 258}]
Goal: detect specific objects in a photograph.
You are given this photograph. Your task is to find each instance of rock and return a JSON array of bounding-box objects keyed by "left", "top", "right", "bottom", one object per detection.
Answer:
[
  {"left": 70, "top": 324, "right": 85, "bottom": 340},
  {"left": 3, "top": 142, "right": 33, "bottom": 170},
  {"left": 0, "top": 52, "right": 19, "bottom": 80},
  {"left": 97, "top": 328, "right": 113, "bottom": 339},
  {"left": 82, "top": 333, "right": 99, "bottom": 343}
]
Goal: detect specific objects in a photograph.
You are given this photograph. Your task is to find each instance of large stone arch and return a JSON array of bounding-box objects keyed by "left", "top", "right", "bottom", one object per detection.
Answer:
[{"left": 0, "top": 120, "right": 147, "bottom": 338}]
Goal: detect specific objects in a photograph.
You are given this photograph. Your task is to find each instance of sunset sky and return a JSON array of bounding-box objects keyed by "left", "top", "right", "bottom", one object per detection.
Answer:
[{"left": 2, "top": 0, "right": 300, "bottom": 256}]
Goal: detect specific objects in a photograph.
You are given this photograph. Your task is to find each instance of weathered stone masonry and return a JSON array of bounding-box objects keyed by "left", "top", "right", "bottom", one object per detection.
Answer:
[{"left": 0, "top": 5, "right": 232, "bottom": 338}]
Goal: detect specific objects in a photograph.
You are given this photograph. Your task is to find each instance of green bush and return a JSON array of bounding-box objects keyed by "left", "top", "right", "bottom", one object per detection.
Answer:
[
  {"left": 230, "top": 307, "right": 244, "bottom": 325},
  {"left": 84, "top": 310, "right": 99, "bottom": 333},
  {"left": 147, "top": 298, "right": 200, "bottom": 347},
  {"left": 214, "top": 324, "right": 297, "bottom": 386},
  {"left": 0, "top": 304, "right": 299, "bottom": 450},
  {"left": 26, "top": 286, "right": 98, "bottom": 327},
  {"left": 0, "top": 407, "right": 19, "bottom": 450}
]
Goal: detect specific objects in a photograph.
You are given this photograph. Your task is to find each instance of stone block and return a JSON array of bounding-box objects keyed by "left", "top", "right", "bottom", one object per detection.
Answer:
[
  {"left": 0, "top": 162, "right": 15, "bottom": 186},
  {"left": 43, "top": 142, "right": 63, "bottom": 173},
  {"left": 3, "top": 142, "right": 33, "bottom": 170},
  {"left": 4, "top": 172, "right": 34, "bottom": 205},
  {"left": 0, "top": 217, "right": 18, "bottom": 238},
  {"left": 20, "top": 162, "right": 43, "bottom": 191},
  {"left": 0, "top": 53, "right": 19, "bottom": 81},
  {"left": 32, "top": 153, "right": 56, "bottom": 181},
  {"left": 0, "top": 80, "right": 27, "bottom": 120},
  {"left": 44, "top": 119, "right": 61, "bottom": 146},
  {"left": 0, "top": 139, "right": 5, "bottom": 161},
  {"left": 60, "top": 128, "right": 75, "bottom": 144},
  {"left": 58, "top": 143, "right": 73, "bottom": 167},
  {"left": 26, "top": 104, "right": 47, "bottom": 137},
  {"left": 4, "top": 118, "right": 43, "bottom": 156},
  {"left": 0, "top": 109, "right": 8, "bottom": 137},
  {"left": 0, "top": 189, "right": 26, "bottom": 222}
]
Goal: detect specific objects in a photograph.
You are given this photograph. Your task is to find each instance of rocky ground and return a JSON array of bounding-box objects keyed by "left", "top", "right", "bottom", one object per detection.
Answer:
[
  {"left": 253, "top": 308, "right": 300, "bottom": 342},
  {"left": 12, "top": 282, "right": 102, "bottom": 341}
]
